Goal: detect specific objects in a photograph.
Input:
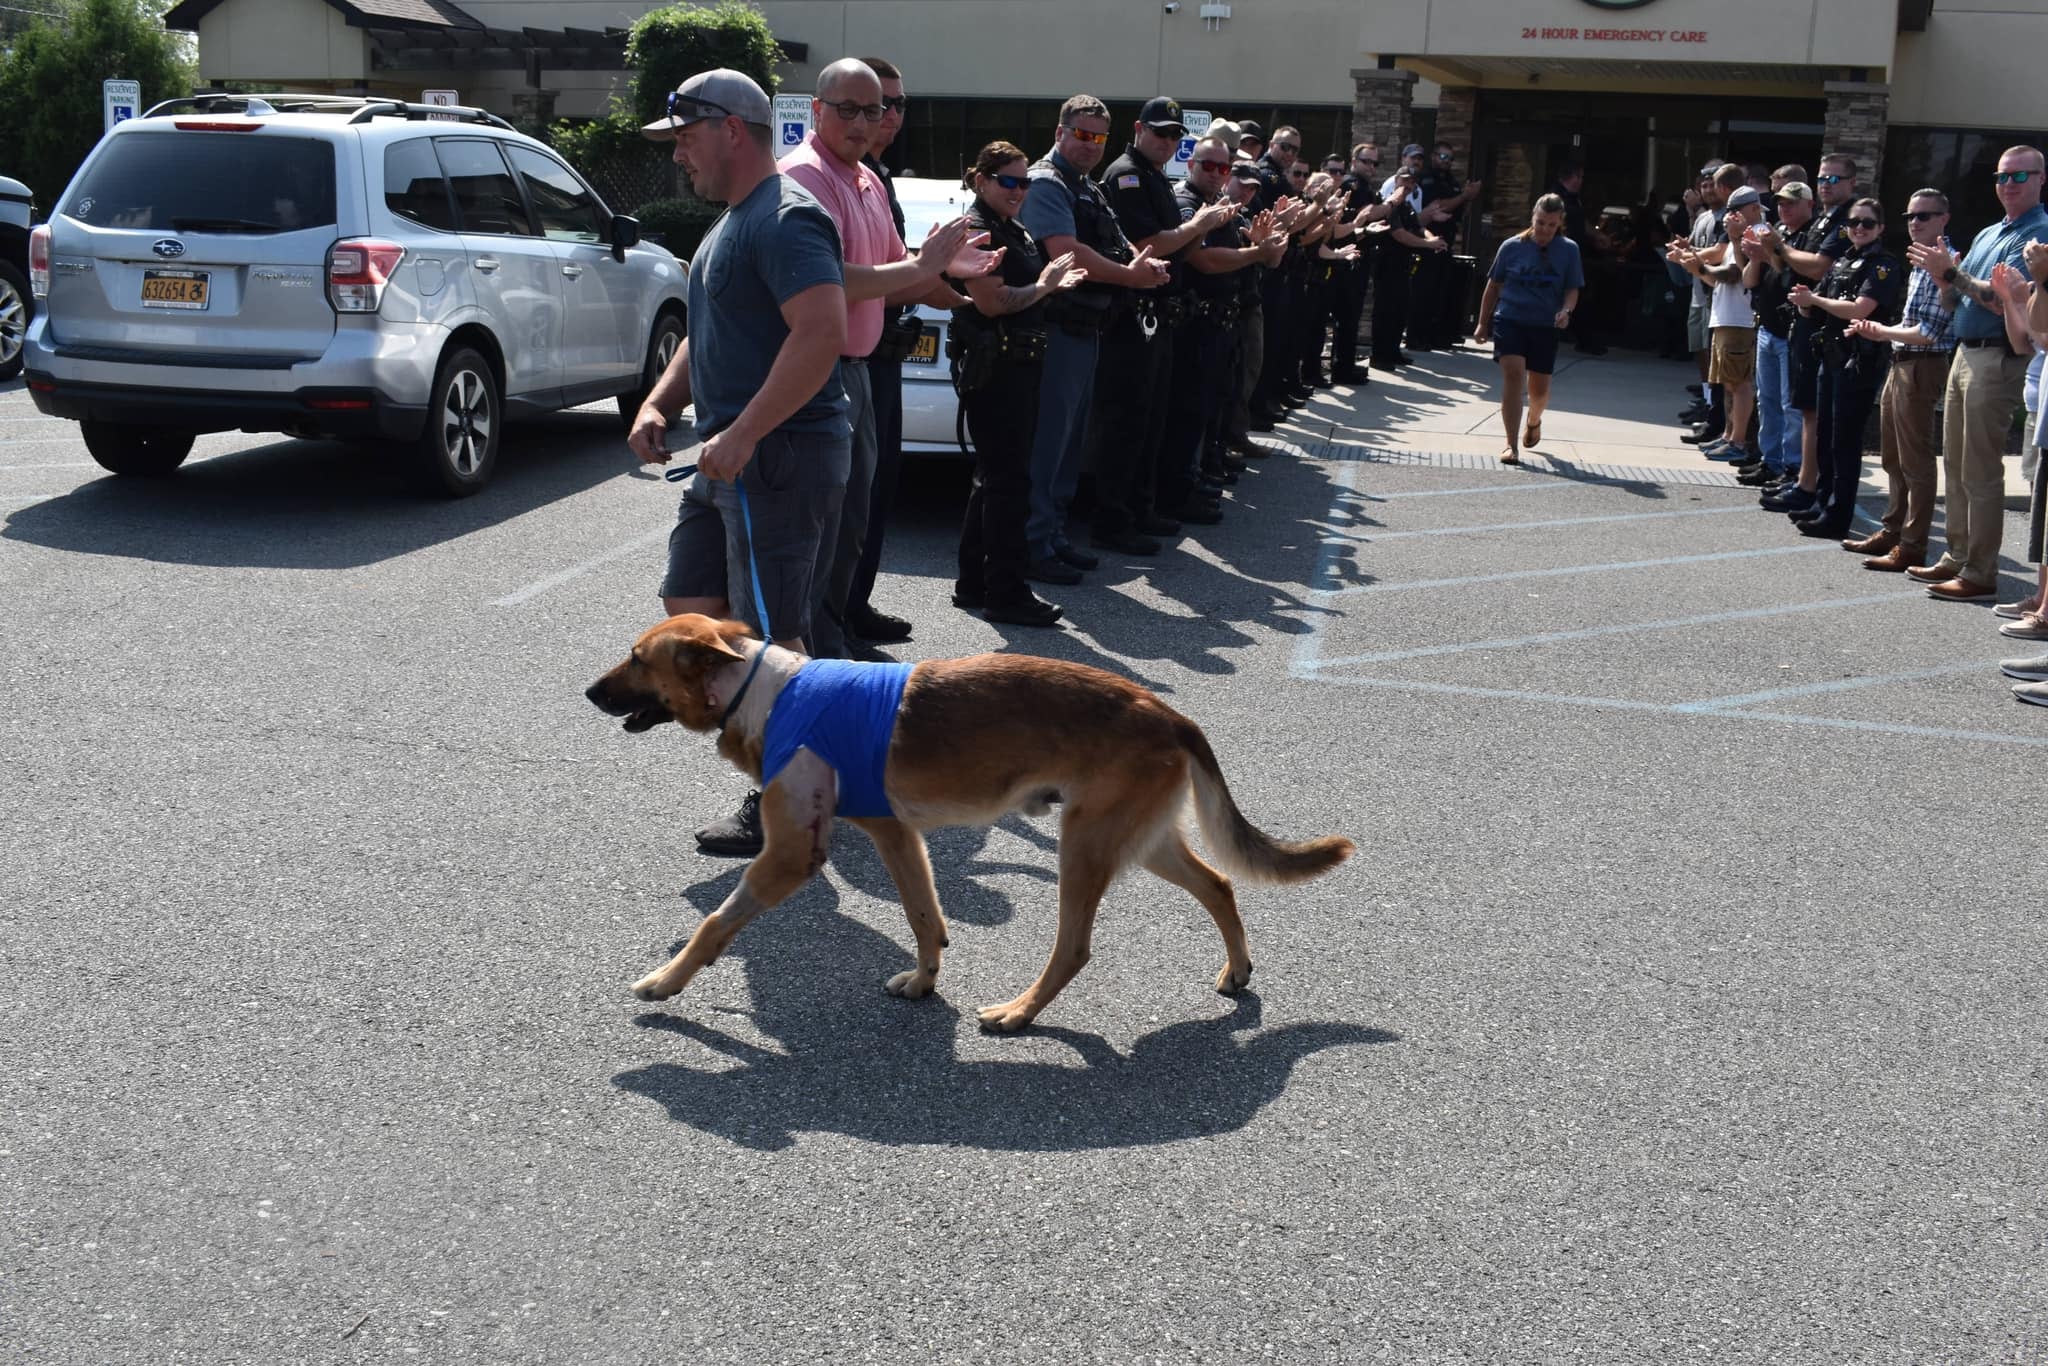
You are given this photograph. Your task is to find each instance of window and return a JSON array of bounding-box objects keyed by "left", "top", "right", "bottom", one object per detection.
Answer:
[
  {"left": 65, "top": 132, "right": 336, "bottom": 232},
  {"left": 505, "top": 146, "right": 605, "bottom": 243},
  {"left": 385, "top": 139, "right": 457, "bottom": 232},
  {"left": 433, "top": 139, "right": 534, "bottom": 236}
]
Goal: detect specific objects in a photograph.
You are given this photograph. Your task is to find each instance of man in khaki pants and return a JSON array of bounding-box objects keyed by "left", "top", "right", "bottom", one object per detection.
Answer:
[
  {"left": 1906, "top": 147, "right": 2048, "bottom": 600},
  {"left": 1845, "top": 188, "right": 1956, "bottom": 570}
]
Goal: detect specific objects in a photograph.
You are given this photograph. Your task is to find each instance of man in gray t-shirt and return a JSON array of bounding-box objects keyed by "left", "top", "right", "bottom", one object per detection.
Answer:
[{"left": 628, "top": 68, "right": 854, "bottom": 858}]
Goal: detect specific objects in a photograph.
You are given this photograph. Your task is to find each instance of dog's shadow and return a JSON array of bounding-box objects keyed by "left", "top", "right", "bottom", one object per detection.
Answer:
[{"left": 611, "top": 871, "right": 1396, "bottom": 1151}]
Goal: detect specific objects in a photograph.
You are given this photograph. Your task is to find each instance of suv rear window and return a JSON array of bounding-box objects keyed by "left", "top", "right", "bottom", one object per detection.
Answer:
[
  {"left": 434, "top": 139, "right": 534, "bottom": 237},
  {"left": 65, "top": 131, "right": 337, "bottom": 232}
]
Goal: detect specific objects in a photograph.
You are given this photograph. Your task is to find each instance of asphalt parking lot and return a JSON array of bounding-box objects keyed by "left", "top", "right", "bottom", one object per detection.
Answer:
[{"left": 6, "top": 372, "right": 2045, "bottom": 1363}]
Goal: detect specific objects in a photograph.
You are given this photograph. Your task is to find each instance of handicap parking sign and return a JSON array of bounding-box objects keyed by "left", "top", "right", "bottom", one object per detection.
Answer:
[
  {"left": 112, "top": 105, "right": 134, "bottom": 124},
  {"left": 782, "top": 121, "right": 804, "bottom": 147}
]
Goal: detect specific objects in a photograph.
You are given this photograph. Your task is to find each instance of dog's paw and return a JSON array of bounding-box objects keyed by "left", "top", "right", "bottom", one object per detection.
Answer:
[
  {"left": 976, "top": 1000, "right": 1038, "bottom": 1034},
  {"left": 629, "top": 974, "right": 678, "bottom": 1002},
  {"left": 1214, "top": 961, "right": 1253, "bottom": 995},
  {"left": 884, "top": 968, "right": 937, "bottom": 999}
]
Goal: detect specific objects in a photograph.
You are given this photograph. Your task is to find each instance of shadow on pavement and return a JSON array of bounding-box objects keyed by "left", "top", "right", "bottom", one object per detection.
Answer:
[
  {"left": 611, "top": 857, "right": 1395, "bottom": 1151},
  {"left": 0, "top": 407, "right": 629, "bottom": 569}
]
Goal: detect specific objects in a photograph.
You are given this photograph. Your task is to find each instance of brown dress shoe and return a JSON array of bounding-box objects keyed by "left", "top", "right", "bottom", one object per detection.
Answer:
[
  {"left": 1862, "top": 546, "right": 1922, "bottom": 572},
  {"left": 1905, "top": 560, "right": 1959, "bottom": 583},
  {"left": 1842, "top": 530, "right": 1896, "bottom": 555},
  {"left": 1926, "top": 577, "right": 1999, "bottom": 601}
]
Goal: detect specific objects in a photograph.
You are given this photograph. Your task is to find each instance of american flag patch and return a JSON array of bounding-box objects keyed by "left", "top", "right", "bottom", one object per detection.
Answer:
[{"left": 1118, "top": 174, "right": 1140, "bottom": 189}]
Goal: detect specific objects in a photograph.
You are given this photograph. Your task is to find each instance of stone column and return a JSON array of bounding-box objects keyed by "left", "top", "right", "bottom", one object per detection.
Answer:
[
  {"left": 1350, "top": 66, "right": 1416, "bottom": 156},
  {"left": 1823, "top": 81, "right": 1889, "bottom": 199},
  {"left": 1433, "top": 86, "right": 1476, "bottom": 167}
]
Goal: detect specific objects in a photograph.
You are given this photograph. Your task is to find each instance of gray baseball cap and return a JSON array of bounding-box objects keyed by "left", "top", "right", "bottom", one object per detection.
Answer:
[
  {"left": 1726, "top": 186, "right": 1763, "bottom": 209},
  {"left": 641, "top": 68, "right": 772, "bottom": 139}
]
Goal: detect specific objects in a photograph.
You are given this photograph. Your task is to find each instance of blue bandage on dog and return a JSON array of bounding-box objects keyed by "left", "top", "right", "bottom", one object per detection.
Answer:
[{"left": 759, "top": 660, "right": 913, "bottom": 818}]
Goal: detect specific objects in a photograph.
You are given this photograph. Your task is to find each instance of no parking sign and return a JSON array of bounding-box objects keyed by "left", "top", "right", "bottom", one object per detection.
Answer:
[
  {"left": 1164, "top": 109, "right": 1212, "bottom": 179},
  {"left": 773, "top": 95, "right": 811, "bottom": 152}
]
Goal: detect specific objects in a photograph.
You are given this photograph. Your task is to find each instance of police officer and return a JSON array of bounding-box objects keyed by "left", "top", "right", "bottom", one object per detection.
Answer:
[
  {"left": 1223, "top": 161, "right": 1277, "bottom": 446},
  {"left": 948, "top": 140, "right": 1090, "bottom": 627},
  {"left": 1755, "top": 152, "right": 1859, "bottom": 508},
  {"left": 1250, "top": 125, "right": 1305, "bottom": 416},
  {"left": 1330, "top": 142, "right": 1385, "bottom": 384},
  {"left": 1099, "top": 97, "right": 1239, "bottom": 531},
  {"left": 1788, "top": 196, "right": 1904, "bottom": 539},
  {"left": 1018, "top": 96, "right": 1171, "bottom": 569},
  {"left": 1369, "top": 164, "right": 1446, "bottom": 371},
  {"left": 1177, "top": 135, "right": 1282, "bottom": 497},
  {"left": 1410, "top": 140, "right": 1482, "bottom": 350}
]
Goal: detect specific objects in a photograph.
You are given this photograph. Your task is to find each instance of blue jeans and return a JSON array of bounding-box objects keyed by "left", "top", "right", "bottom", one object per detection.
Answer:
[
  {"left": 1026, "top": 327, "right": 1100, "bottom": 558},
  {"left": 1756, "top": 329, "right": 1802, "bottom": 474}
]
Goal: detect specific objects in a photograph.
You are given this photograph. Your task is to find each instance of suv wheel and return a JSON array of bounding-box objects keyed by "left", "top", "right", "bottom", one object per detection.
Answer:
[
  {"left": 414, "top": 347, "right": 499, "bottom": 497},
  {"left": 0, "top": 261, "right": 30, "bottom": 382},
  {"left": 81, "top": 421, "right": 195, "bottom": 476},
  {"left": 617, "top": 311, "right": 685, "bottom": 428}
]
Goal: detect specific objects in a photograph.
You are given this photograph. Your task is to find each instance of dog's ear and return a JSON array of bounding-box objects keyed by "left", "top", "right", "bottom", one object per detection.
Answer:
[
  {"left": 713, "top": 617, "right": 758, "bottom": 657},
  {"left": 667, "top": 632, "right": 745, "bottom": 672}
]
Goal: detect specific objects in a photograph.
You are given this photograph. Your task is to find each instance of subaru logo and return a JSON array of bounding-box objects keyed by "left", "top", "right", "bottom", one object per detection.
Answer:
[{"left": 151, "top": 239, "right": 186, "bottom": 259}]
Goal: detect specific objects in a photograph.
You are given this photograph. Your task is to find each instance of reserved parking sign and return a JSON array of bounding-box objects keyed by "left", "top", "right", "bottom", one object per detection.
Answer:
[
  {"left": 1165, "top": 110, "right": 1212, "bottom": 179},
  {"left": 773, "top": 95, "right": 811, "bottom": 151}
]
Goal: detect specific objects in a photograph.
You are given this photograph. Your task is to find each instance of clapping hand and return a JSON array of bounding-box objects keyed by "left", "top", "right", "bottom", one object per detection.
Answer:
[
  {"left": 1845, "top": 317, "right": 1882, "bottom": 341},
  {"left": 920, "top": 215, "right": 973, "bottom": 273},
  {"left": 1788, "top": 283, "right": 1814, "bottom": 307},
  {"left": 1248, "top": 208, "right": 1279, "bottom": 244},
  {"left": 1906, "top": 239, "right": 1956, "bottom": 278},
  {"left": 1037, "top": 250, "right": 1086, "bottom": 293},
  {"left": 946, "top": 231, "right": 1003, "bottom": 280},
  {"left": 1330, "top": 243, "right": 1360, "bottom": 262},
  {"left": 1195, "top": 198, "right": 1238, "bottom": 232},
  {"left": 1129, "top": 243, "right": 1171, "bottom": 289},
  {"left": 1991, "top": 260, "right": 2030, "bottom": 310},
  {"left": 2026, "top": 239, "right": 2048, "bottom": 284}
]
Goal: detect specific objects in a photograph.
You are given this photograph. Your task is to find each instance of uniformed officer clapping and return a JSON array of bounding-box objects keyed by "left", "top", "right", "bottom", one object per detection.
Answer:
[
  {"left": 1103, "top": 97, "right": 1243, "bottom": 531},
  {"left": 1017, "top": 96, "right": 1171, "bottom": 575}
]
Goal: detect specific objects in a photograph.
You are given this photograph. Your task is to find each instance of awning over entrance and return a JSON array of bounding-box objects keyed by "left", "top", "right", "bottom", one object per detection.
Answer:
[{"left": 1398, "top": 56, "right": 1848, "bottom": 100}]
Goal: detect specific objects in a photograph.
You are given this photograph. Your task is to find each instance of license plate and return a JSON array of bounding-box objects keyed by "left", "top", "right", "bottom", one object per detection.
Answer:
[
  {"left": 141, "top": 269, "right": 209, "bottom": 310},
  {"left": 906, "top": 328, "right": 939, "bottom": 365}
]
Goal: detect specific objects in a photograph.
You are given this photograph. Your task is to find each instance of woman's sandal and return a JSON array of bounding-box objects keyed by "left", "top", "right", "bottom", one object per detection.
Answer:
[
  {"left": 1522, "top": 419, "right": 1542, "bottom": 448},
  {"left": 1499, "top": 448, "right": 1521, "bottom": 466}
]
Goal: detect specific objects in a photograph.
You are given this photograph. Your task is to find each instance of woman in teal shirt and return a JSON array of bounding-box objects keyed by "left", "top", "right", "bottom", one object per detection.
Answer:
[{"left": 1474, "top": 194, "right": 1584, "bottom": 465}]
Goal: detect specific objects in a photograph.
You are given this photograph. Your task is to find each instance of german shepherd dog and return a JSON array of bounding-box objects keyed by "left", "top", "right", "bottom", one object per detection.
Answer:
[{"left": 587, "top": 614, "right": 1353, "bottom": 1032}]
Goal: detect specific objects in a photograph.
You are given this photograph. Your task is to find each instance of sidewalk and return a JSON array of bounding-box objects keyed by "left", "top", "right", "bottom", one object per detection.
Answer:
[{"left": 1275, "top": 342, "right": 2033, "bottom": 499}]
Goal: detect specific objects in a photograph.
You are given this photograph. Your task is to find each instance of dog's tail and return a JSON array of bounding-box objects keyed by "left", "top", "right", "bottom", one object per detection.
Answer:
[{"left": 1176, "top": 717, "right": 1354, "bottom": 885}]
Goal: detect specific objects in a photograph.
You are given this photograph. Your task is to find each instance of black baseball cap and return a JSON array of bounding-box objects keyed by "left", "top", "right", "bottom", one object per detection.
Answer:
[
  {"left": 1230, "top": 162, "right": 1263, "bottom": 183},
  {"left": 1237, "top": 120, "right": 1265, "bottom": 144},
  {"left": 1138, "top": 97, "right": 1186, "bottom": 133}
]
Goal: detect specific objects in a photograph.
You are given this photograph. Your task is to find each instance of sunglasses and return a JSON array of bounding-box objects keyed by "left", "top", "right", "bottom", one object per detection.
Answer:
[
  {"left": 1273, "top": 142, "right": 1300, "bottom": 153},
  {"left": 1846, "top": 218, "right": 1881, "bottom": 230},
  {"left": 1357, "top": 159, "right": 1380, "bottom": 168},
  {"left": 1905, "top": 210, "right": 1944, "bottom": 222},
  {"left": 1996, "top": 170, "right": 2038, "bottom": 185},
  {"left": 1194, "top": 159, "right": 1231, "bottom": 173},
  {"left": 1814, "top": 174, "right": 1846, "bottom": 185},
  {"left": 1063, "top": 126, "right": 1108, "bottom": 144},
  {"left": 1289, "top": 170, "right": 1310, "bottom": 180},
  {"left": 985, "top": 173, "right": 1028, "bottom": 190},
  {"left": 881, "top": 95, "right": 908, "bottom": 114},
  {"left": 824, "top": 100, "right": 885, "bottom": 123},
  {"left": 666, "top": 90, "right": 737, "bottom": 127}
]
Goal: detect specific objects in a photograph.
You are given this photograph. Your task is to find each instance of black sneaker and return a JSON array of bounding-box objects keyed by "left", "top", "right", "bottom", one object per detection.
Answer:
[
  {"left": 846, "top": 607, "right": 913, "bottom": 643},
  {"left": 1054, "top": 544, "right": 1100, "bottom": 571},
  {"left": 1025, "top": 555, "right": 1083, "bottom": 585},
  {"left": 696, "top": 790, "right": 764, "bottom": 857},
  {"left": 983, "top": 593, "right": 1063, "bottom": 628},
  {"left": 952, "top": 585, "right": 986, "bottom": 611},
  {"left": 1735, "top": 464, "right": 1776, "bottom": 486}
]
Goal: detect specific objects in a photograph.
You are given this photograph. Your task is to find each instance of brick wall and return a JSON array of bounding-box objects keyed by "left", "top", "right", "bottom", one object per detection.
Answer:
[
  {"left": 1350, "top": 67, "right": 1416, "bottom": 156},
  {"left": 1824, "top": 81, "right": 1889, "bottom": 200}
]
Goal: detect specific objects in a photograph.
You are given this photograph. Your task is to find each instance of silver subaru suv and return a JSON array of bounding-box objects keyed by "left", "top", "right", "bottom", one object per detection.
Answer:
[{"left": 24, "top": 93, "right": 687, "bottom": 495}]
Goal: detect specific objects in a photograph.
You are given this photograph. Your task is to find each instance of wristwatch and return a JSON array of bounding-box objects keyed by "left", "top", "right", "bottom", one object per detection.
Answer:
[{"left": 1942, "top": 266, "right": 1959, "bottom": 284}]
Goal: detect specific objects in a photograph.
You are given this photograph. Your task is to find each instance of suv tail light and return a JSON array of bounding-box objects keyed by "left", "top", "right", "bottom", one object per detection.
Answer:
[
  {"left": 29, "top": 225, "right": 50, "bottom": 298},
  {"left": 326, "top": 238, "right": 406, "bottom": 314}
]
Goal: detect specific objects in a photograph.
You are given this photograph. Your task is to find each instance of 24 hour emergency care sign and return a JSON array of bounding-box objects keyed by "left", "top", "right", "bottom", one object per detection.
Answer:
[{"left": 1517, "top": 24, "right": 1710, "bottom": 42}]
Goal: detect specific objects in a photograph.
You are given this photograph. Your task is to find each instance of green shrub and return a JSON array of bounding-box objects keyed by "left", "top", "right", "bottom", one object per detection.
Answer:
[
  {"left": 626, "top": 2, "right": 781, "bottom": 130},
  {"left": 634, "top": 196, "right": 723, "bottom": 259}
]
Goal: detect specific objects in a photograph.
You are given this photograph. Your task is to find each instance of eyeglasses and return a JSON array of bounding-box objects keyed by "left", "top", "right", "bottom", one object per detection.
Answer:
[
  {"left": 1996, "top": 170, "right": 2038, "bottom": 185},
  {"left": 1357, "top": 159, "right": 1380, "bottom": 168},
  {"left": 666, "top": 90, "right": 736, "bottom": 128},
  {"left": 1194, "top": 159, "right": 1231, "bottom": 173},
  {"left": 1289, "top": 170, "right": 1310, "bottom": 180},
  {"left": 1846, "top": 218, "right": 1881, "bottom": 230},
  {"left": 985, "top": 173, "right": 1028, "bottom": 190},
  {"left": 881, "top": 95, "right": 908, "bottom": 114},
  {"left": 1062, "top": 126, "right": 1108, "bottom": 145},
  {"left": 1814, "top": 174, "right": 1846, "bottom": 185},
  {"left": 1905, "top": 210, "right": 1943, "bottom": 222},
  {"left": 824, "top": 100, "right": 885, "bottom": 123}
]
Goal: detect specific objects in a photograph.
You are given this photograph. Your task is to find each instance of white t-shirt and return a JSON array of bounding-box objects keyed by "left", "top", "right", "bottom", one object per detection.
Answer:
[{"left": 1710, "top": 275, "right": 1754, "bottom": 329}]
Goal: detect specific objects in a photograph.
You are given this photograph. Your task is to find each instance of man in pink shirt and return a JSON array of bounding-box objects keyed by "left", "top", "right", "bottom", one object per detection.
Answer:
[{"left": 780, "top": 57, "right": 997, "bottom": 659}]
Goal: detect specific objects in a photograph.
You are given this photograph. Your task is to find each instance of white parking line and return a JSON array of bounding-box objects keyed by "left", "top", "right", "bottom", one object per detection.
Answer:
[
  {"left": 494, "top": 525, "right": 671, "bottom": 607},
  {"left": 1306, "top": 590, "right": 1917, "bottom": 670},
  {"left": 1328, "top": 543, "right": 1831, "bottom": 597},
  {"left": 1365, "top": 504, "right": 1756, "bottom": 541},
  {"left": 1365, "top": 482, "right": 1579, "bottom": 501},
  {"left": 1671, "top": 659, "right": 2001, "bottom": 713}
]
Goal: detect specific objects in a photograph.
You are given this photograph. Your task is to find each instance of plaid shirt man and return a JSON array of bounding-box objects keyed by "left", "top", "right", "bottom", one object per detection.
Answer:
[{"left": 1896, "top": 240, "right": 1955, "bottom": 355}]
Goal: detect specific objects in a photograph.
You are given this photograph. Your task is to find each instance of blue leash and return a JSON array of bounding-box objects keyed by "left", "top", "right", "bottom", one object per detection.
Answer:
[
  {"left": 664, "top": 460, "right": 774, "bottom": 645},
  {"left": 665, "top": 460, "right": 774, "bottom": 729}
]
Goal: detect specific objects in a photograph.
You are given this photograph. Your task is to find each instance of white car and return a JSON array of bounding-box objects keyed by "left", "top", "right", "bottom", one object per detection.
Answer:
[{"left": 893, "top": 175, "right": 975, "bottom": 454}]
